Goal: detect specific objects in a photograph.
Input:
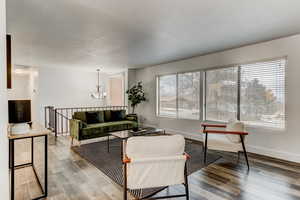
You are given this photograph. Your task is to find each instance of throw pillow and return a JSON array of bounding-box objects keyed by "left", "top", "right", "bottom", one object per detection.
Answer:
[
  {"left": 111, "top": 110, "right": 126, "bottom": 121},
  {"left": 86, "top": 112, "right": 101, "bottom": 124}
]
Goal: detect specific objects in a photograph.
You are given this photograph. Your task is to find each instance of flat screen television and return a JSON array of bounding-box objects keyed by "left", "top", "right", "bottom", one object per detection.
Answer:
[{"left": 8, "top": 100, "right": 31, "bottom": 124}]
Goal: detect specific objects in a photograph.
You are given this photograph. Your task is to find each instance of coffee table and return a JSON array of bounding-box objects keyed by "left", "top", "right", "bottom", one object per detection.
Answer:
[{"left": 107, "top": 127, "right": 166, "bottom": 159}]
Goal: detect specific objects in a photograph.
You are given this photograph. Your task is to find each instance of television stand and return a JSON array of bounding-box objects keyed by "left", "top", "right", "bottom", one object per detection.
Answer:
[{"left": 8, "top": 122, "right": 50, "bottom": 200}]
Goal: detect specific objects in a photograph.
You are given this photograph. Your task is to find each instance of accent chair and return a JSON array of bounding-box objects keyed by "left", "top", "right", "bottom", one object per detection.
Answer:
[
  {"left": 122, "top": 135, "right": 190, "bottom": 200},
  {"left": 201, "top": 120, "right": 249, "bottom": 170}
]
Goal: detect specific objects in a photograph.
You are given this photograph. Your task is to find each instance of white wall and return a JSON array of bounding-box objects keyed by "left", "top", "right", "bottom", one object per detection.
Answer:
[
  {"left": 7, "top": 73, "right": 31, "bottom": 100},
  {"left": 29, "top": 71, "right": 39, "bottom": 122},
  {"left": 0, "top": 0, "right": 9, "bottom": 198},
  {"left": 37, "top": 67, "right": 109, "bottom": 123},
  {"left": 133, "top": 34, "right": 300, "bottom": 162}
]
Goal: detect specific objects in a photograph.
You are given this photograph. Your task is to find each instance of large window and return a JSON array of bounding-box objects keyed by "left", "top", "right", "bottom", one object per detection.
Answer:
[
  {"left": 178, "top": 72, "right": 200, "bottom": 119},
  {"left": 205, "top": 58, "right": 286, "bottom": 129},
  {"left": 205, "top": 67, "right": 238, "bottom": 121},
  {"left": 240, "top": 59, "right": 285, "bottom": 128},
  {"left": 156, "top": 58, "right": 286, "bottom": 129},
  {"left": 157, "top": 71, "right": 201, "bottom": 119},
  {"left": 158, "top": 74, "right": 177, "bottom": 117}
]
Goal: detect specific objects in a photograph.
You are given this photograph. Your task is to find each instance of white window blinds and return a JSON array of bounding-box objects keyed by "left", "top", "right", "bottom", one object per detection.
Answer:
[
  {"left": 178, "top": 72, "right": 200, "bottom": 119},
  {"left": 240, "top": 59, "right": 286, "bottom": 128},
  {"left": 158, "top": 74, "right": 177, "bottom": 117},
  {"left": 205, "top": 67, "right": 238, "bottom": 121},
  {"left": 157, "top": 71, "right": 201, "bottom": 120}
]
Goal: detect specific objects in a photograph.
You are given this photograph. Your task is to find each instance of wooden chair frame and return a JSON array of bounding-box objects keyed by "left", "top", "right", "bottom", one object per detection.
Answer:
[
  {"left": 123, "top": 153, "right": 190, "bottom": 200},
  {"left": 201, "top": 123, "right": 250, "bottom": 170}
]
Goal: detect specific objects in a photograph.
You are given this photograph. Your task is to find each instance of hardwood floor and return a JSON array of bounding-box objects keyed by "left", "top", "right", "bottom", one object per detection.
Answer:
[{"left": 13, "top": 134, "right": 300, "bottom": 200}]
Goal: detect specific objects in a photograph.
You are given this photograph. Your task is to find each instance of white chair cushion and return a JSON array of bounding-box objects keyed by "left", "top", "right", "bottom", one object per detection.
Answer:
[
  {"left": 126, "top": 135, "right": 185, "bottom": 159},
  {"left": 125, "top": 135, "right": 186, "bottom": 189},
  {"left": 225, "top": 120, "right": 245, "bottom": 143},
  {"left": 127, "top": 155, "right": 186, "bottom": 189},
  {"left": 205, "top": 134, "right": 243, "bottom": 152}
]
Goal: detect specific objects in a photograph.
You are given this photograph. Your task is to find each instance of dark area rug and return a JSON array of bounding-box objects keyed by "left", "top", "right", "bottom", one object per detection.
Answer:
[{"left": 72, "top": 138, "right": 221, "bottom": 199}]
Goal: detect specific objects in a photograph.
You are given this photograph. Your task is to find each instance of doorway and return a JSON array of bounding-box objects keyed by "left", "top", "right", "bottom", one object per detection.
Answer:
[{"left": 109, "top": 75, "right": 125, "bottom": 106}]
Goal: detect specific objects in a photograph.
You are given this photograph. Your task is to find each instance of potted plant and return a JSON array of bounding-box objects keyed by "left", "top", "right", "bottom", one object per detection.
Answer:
[{"left": 126, "top": 82, "right": 146, "bottom": 114}]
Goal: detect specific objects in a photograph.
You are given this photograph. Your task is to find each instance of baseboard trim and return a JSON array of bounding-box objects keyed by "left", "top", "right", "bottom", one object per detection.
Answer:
[{"left": 246, "top": 145, "right": 300, "bottom": 163}]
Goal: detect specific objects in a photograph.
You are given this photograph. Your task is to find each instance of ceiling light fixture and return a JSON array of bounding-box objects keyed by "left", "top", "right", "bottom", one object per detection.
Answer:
[{"left": 91, "top": 68, "right": 106, "bottom": 99}]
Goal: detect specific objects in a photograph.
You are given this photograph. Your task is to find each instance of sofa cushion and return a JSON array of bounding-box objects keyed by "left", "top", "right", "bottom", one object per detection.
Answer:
[
  {"left": 81, "top": 120, "right": 138, "bottom": 139},
  {"left": 111, "top": 110, "right": 126, "bottom": 121},
  {"left": 86, "top": 120, "right": 136, "bottom": 129},
  {"left": 86, "top": 111, "right": 104, "bottom": 124},
  {"left": 104, "top": 110, "right": 112, "bottom": 122},
  {"left": 73, "top": 112, "right": 87, "bottom": 123}
]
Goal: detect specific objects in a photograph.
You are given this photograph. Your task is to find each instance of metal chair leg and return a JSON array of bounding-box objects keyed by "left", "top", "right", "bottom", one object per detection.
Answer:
[
  {"left": 184, "top": 163, "right": 189, "bottom": 200},
  {"left": 123, "top": 163, "right": 127, "bottom": 200},
  {"left": 71, "top": 136, "right": 74, "bottom": 147},
  {"left": 240, "top": 135, "right": 249, "bottom": 170},
  {"left": 107, "top": 135, "right": 110, "bottom": 153},
  {"left": 204, "top": 132, "right": 208, "bottom": 164}
]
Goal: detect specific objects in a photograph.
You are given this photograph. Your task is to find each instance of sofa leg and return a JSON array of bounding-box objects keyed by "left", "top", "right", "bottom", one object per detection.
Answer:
[
  {"left": 71, "top": 136, "right": 74, "bottom": 147},
  {"left": 70, "top": 137, "right": 81, "bottom": 147}
]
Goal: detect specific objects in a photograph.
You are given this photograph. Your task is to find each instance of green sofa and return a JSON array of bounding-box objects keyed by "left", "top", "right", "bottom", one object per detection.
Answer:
[{"left": 69, "top": 110, "right": 138, "bottom": 144}]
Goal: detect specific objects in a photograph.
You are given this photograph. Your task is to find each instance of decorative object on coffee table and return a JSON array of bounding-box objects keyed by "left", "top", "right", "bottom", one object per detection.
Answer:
[{"left": 126, "top": 82, "right": 146, "bottom": 114}]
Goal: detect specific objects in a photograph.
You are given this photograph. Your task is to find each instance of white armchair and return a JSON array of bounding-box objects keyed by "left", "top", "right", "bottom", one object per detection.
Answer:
[
  {"left": 123, "top": 135, "right": 190, "bottom": 200},
  {"left": 201, "top": 120, "right": 249, "bottom": 169}
]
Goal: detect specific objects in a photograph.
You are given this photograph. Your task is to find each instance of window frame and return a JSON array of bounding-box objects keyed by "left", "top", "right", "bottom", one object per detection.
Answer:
[
  {"left": 203, "top": 65, "right": 239, "bottom": 123},
  {"left": 203, "top": 57, "right": 286, "bottom": 129},
  {"left": 156, "top": 70, "right": 202, "bottom": 120},
  {"left": 155, "top": 56, "right": 286, "bottom": 130},
  {"left": 156, "top": 73, "right": 178, "bottom": 118}
]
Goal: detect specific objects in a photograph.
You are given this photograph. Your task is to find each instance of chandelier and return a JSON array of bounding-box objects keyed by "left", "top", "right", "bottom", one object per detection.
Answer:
[{"left": 91, "top": 69, "right": 107, "bottom": 99}]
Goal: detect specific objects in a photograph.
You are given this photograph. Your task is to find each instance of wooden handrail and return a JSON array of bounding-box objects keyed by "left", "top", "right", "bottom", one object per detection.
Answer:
[
  {"left": 123, "top": 155, "right": 131, "bottom": 164},
  {"left": 203, "top": 130, "right": 248, "bottom": 135},
  {"left": 201, "top": 123, "right": 226, "bottom": 128},
  {"left": 184, "top": 152, "right": 191, "bottom": 160}
]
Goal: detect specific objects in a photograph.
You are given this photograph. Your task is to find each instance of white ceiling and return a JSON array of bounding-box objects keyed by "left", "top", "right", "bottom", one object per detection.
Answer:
[{"left": 7, "top": 0, "right": 300, "bottom": 73}]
